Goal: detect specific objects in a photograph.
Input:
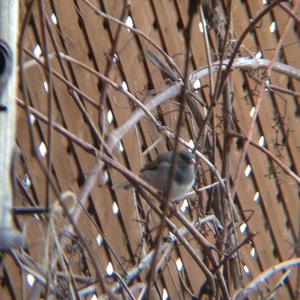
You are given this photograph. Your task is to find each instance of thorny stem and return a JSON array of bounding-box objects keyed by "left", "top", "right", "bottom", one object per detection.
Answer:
[
  {"left": 233, "top": 258, "right": 300, "bottom": 300},
  {"left": 81, "top": 0, "right": 183, "bottom": 79},
  {"left": 229, "top": 131, "right": 300, "bottom": 185},
  {"left": 16, "top": 0, "right": 300, "bottom": 296},
  {"left": 18, "top": 4, "right": 116, "bottom": 298},
  {"left": 231, "top": 0, "right": 300, "bottom": 200},
  {"left": 98, "top": 1, "right": 129, "bottom": 132},
  {"left": 37, "top": 2, "right": 54, "bottom": 298},
  {"left": 143, "top": 4, "right": 220, "bottom": 298},
  {"left": 16, "top": 97, "right": 216, "bottom": 291}
]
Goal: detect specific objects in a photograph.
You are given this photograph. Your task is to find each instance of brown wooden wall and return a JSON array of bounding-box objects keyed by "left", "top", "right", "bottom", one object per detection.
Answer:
[{"left": 1, "top": 0, "right": 300, "bottom": 299}]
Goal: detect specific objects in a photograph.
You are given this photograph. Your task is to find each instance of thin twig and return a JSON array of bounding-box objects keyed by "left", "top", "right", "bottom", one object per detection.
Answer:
[
  {"left": 229, "top": 131, "right": 300, "bottom": 185},
  {"left": 16, "top": 97, "right": 216, "bottom": 291},
  {"left": 98, "top": 1, "right": 130, "bottom": 132},
  {"left": 80, "top": 0, "right": 183, "bottom": 79},
  {"left": 233, "top": 258, "right": 300, "bottom": 300},
  {"left": 230, "top": 0, "right": 300, "bottom": 200}
]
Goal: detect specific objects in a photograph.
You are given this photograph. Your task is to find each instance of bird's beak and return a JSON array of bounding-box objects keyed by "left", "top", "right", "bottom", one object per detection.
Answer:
[{"left": 189, "top": 158, "right": 196, "bottom": 165}]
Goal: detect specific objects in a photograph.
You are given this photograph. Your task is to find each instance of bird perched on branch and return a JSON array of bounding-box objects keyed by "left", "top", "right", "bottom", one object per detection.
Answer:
[{"left": 115, "top": 150, "right": 196, "bottom": 202}]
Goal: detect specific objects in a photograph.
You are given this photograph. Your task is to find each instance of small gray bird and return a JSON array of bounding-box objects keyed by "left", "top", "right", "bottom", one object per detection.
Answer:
[
  {"left": 113, "top": 151, "right": 196, "bottom": 201},
  {"left": 139, "top": 150, "right": 195, "bottom": 201}
]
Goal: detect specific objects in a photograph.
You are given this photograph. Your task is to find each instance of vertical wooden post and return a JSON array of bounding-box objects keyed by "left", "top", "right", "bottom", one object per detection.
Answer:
[{"left": 0, "top": 0, "right": 24, "bottom": 250}]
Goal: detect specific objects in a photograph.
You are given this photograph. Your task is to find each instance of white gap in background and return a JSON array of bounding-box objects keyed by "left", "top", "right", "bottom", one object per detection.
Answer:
[
  {"left": 240, "top": 223, "right": 248, "bottom": 234},
  {"left": 27, "top": 274, "right": 35, "bottom": 286},
  {"left": 180, "top": 199, "right": 189, "bottom": 212},
  {"left": 270, "top": 21, "right": 276, "bottom": 33},
  {"left": 243, "top": 264, "right": 250, "bottom": 274},
  {"left": 250, "top": 247, "right": 256, "bottom": 258},
  {"left": 121, "top": 81, "right": 128, "bottom": 91},
  {"left": 22, "top": 174, "right": 31, "bottom": 189},
  {"left": 107, "top": 110, "right": 113, "bottom": 124},
  {"left": 100, "top": 171, "right": 109, "bottom": 186},
  {"left": 112, "top": 53, "right": 118, "bottom": 63},
  {"left": 193, "top": 79, "right": 201, "bottom": 89},
  {"left": 38, "top": 142, "right": 47, "bottom": 158},
  {"left": 29, "top": 114, "right": 36, "bottom": 125},
  {"left": 125, "top": 16, "right": 133, "bottom": 30},
  {"left": 259, "top": 136, "right": 265, "bottom": 147},
  {"left": 198, "top": 20, "right": 206, "bottom": 33},
  {"left": 265, "top": 79, "right": 271, "bottom": 91},
  {"left": 33, "top": 44, "right": 42, "bottom": 57},
  {"left": 245, "top": 164, "right": 252, "bottom": 177},
  {"left": 255, "top": 51, "right": 263, "bottom": 59},
  {"left": 188, "top": 139, "right": 195, "bottom": 149},
  {"left": 96, "top": 233, "right": 103, "bottom": 246},
  {"left": 112, "top": 202, "right": 119, "bottom": 215},
  {"left": 162, "top": 288, "right": 169, "bottom": 300},
  {"left": 106, "top": 262, "right": 113, "bottom": 276},
  {"left": 50, "top": 13, "right": 58, "bottom": 25},
  {"left": 43, "top": 81, "right": 49, "bottom": 93},
  {"left": 253, "top": 191, "right": 260, "bottom": 203},
  {"left": 176, "top": 258, "right": 183, "bottom": 271},
  {"left": 250, "top": 106, "right": 256, "bottom": 118},
  {"left": 118, "top": 142, "right": 124, "bottom": 153}
]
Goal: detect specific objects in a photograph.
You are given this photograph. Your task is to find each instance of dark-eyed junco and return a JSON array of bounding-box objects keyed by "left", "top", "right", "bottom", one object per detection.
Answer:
[
  {"left": 140, "top": 150, "right": 195, "bottom": 201},
  {"left": 117, "top": 150, "right": 195, "bottom": 201}
]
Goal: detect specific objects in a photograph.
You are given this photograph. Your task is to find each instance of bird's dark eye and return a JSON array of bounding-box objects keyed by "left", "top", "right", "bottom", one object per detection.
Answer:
[{"left": 179, "top": 151, "right": 194, "bottom": 163}]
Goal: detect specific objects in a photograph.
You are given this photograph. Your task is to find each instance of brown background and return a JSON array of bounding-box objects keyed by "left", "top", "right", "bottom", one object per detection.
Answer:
[{"left": 1, "top": 0, "right": 300, "bottom": 299}]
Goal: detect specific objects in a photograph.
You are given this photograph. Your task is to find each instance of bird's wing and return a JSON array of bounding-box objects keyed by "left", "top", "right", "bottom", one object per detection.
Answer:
[{"left": 140, "top": 151, "right": 173, "bottom": 172}]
